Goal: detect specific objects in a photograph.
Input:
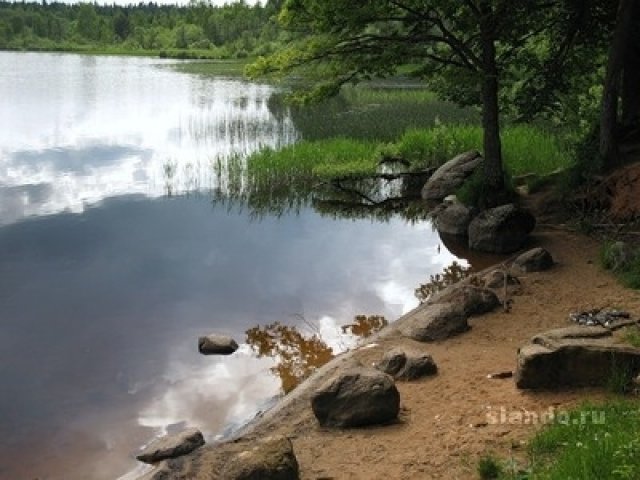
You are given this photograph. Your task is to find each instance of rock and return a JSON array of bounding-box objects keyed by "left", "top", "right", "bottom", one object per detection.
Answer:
[
  {"left": 198, "top": 334, "right": 238, "bottom": 355},
  {"left": 311, "top": 367, "right": 400, "bottom": 428},
  {"left": 397, "top": 303, "right": 468, "bottom": 342},
  {"left": 468, "top": 204, "right": 536, "bottom": 254},
  {"left": 377, "top": 348, "right": 438, "bottom": 380},
  {"left": 426, "top": 285, "right": 501, "bottom": 316},
  {"left": 136, "top": 428, "right": 205, "bottom": 464},
  {"left": 515, "top": 326, "right": 640, "bottom": 389},
  {"left": 421, "top": 151, "right": 482, "bottom": 200},
  {"left": 434, "top": 202, "right": 476, "bottom": 236},
  {"left": 398, "top": 285, "right": 500, "bottom": 342},
  {"left": 511, "top": 247, "right": 554, "bottom": 273},
  {"left": 481, "top": 269, "right": 520, "bottom": 289},
  {"left": 222, "top": 436, "right": 299, "bottom": 480}
]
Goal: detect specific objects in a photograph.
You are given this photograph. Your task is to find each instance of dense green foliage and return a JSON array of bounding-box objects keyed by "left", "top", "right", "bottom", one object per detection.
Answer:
[
  {"left": 247, "top": 0, "right": 619, "bottom": 204},
  {"left": 0, "top": 0, "right": 285, "bottom": 58}
]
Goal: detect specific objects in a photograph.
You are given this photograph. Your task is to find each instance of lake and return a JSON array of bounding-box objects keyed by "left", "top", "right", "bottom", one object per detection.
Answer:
[{"left": 0, "top": 52, "right": 461, "bottom": 479}]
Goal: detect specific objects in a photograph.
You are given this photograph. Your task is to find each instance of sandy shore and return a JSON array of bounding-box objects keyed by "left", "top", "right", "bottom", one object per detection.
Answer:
[{"left": 147, "top": 227, "right": 640, "bottom": 479}]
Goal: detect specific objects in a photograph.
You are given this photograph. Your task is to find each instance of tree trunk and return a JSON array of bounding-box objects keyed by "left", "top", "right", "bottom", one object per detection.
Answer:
[
  {"left": 600, "top": 0, "right": 636, "bottom": 164},
  {"left": 622, "top": 2, "right": 640, "bottom": 129},
  {"left": 479, "top": 14, "right": 504, "bottom": 207}
]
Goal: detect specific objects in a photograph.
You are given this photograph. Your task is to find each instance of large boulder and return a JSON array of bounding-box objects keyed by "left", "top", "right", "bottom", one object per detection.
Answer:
[
  {"left": 398, "top": 303, "right": 468, "bottom": 342},
  {"left": 311, "top": 367, "right": 400, "bottom": 428},
  {"left": 377, "top": 348, "right": 437, "bottom": 380},
  {"left": 198, "top": 334, "right": 238, "bottom": 355},
  {"left": 516, "top": 325, "right": 640, "bottom": 389},
  {"left": 421, "top": 151, "right": 482, "bottom": 201},
  {"left": 426, "top": 285, "right": 501, "bottom": 316},
  {"left": 136, "top": 428, "right": 205, "bottom": 464},
  {"left": 511, "top": 247, "right": 554, "bottom": 273},
  {"left": 468, "top": 204, "right": 536, "bottom": 254},
  {"left": 221, "top": 436, "right": 300, "bottom": 480},
  {"left": 433, "top": 201, "right": 476, "bottom": 236},
  {"left": 398, "top": 286, "right": 500, "bottom": 342}
]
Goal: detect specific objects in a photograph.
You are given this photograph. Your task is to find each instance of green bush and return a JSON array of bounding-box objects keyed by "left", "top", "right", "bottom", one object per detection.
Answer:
[{"left": 478, "top": 455, "right": 503, "bottom": 479}]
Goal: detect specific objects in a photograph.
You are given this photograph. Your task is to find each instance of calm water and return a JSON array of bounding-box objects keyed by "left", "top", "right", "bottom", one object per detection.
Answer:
[{"left": 0, "top": 52, "right": 460, "bottom": 480}]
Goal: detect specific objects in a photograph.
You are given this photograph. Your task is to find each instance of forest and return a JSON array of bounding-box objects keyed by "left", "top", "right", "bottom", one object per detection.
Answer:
[{"left": 0, "top": 0, "right": 285, "bottom": 58}]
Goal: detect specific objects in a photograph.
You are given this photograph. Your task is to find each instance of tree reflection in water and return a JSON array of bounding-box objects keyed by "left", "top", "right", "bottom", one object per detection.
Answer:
[
  {"left": 245, "top": 315, "right": 389, "bottom": 394},
  {"left": 245, "top": 321, "right": 334, "bottom": 394},
  {"left": 414, "top": 260, "right": 472, "bottom": 303},
  {"left": 340, "top": 315, "right": 388, "bottom": 338}
]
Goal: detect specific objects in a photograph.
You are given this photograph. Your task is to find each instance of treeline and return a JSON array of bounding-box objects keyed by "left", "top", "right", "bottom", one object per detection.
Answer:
[{"left": 0, "top": 0, "right": 286, "bottom": 58}]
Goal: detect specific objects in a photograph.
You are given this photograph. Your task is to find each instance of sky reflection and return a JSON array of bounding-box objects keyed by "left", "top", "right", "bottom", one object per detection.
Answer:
[{"left": 0, "top": 52, "right": 460, "bottom": 480}]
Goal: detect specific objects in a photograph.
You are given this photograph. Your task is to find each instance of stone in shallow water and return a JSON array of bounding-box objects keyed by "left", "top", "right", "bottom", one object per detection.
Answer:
[
  {"left": 198, "top": 333, "right": 238, "bottom": 355},
  {"left": 467, "top": 204, "right": 535, "bottom": 254},
  {"left": 136, "top": 428, "right": 205, "bottom": 464}
]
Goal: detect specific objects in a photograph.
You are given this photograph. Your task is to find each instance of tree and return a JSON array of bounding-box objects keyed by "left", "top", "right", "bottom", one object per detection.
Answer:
[
  {"left": 113, "top": 10, "right": 131, "bottom": 40},
  {"left": 76, "top": 3, "right": 98, "bottom": 41},
  {"left": 250, "top": 1, "right": 588, "bottom": 206},
  {"left": 600, "top": 0, "right": 640, "bottom": 165}
]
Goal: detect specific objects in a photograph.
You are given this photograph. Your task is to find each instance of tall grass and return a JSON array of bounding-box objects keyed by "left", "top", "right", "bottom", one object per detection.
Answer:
[
  {"left": 390, "top": 124, "right": 572, "bottom": 175},
  {"left": 340, "top": 85, "right": 438, "bottom": 105},
  {"left": 248, "top": 124, "right": 572, "bottom": 183},
  {"left": 247, "top": 138, "right": 379, "bottom": 181},
  {"left": 285, "top": 88, "right": 479, "bottom": 142}
]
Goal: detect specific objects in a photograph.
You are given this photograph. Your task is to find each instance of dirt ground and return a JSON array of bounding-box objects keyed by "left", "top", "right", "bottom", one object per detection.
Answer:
[{"left": 153, "top": 226, "right": 640, "bottom": 480}]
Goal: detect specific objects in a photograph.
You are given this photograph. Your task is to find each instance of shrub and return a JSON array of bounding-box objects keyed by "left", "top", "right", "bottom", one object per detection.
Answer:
[{"left": 478, "top": 455, "right": 502, "bottom": 479}]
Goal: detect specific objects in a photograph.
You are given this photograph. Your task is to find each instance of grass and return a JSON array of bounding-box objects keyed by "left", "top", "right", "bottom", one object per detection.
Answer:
[
  {"left": 285, "top": 87, "right": 479, "bottom": 142},
  {"left": 242, "top": 124, "right": 572, "bottom": 186},
  {"left": 170, "top": 59, "right": 249, "bottom": 76},
  {"left": 526, "top": 401, "right": 640, "bottom": 480},
  {"left": 622, "top": 326, "right": 640, "bottom": 348},
  {"left": 247, "top": 138, "right": 379, "bottom": 181},
  {"left": 340, "top": 84, "right": 438, "bottom": 105},
  {"left": 478, "top": 455, "right": 503, "bottom": 479},
  {"left": 389, "top": 124, "right": 572, "bottom": 175}
]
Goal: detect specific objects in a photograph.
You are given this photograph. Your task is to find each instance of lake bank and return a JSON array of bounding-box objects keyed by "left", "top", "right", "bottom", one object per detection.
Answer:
[{"left": 141, "top": 226, "right": 640, "bottom": 479}]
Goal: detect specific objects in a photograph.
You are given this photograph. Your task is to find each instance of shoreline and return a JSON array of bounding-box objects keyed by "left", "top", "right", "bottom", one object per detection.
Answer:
[{"left": 140, "top": 227, "right": 640, "bottom": 479}]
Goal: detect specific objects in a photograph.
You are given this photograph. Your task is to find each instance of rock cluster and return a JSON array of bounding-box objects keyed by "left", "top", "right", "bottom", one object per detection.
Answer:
[
  {"left": 377, "top": 348, "right": 438, "bottom": 380},
  {"left": 424, "top": 152, "right": 536, "bottom": 254},
  {"left": 396, "top": 285, "right": 500, "bottom": 342}
]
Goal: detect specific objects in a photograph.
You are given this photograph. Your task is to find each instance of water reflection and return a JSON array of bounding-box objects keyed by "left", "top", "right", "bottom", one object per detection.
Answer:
[
  {"left": 246, "top": 321, "right": 334, "bottom": 394},
  {"left": 0, "top": 52, "right": 297, "bottom": 225},
  {"left": 0, "top": 52, "right": 471, "bottom": 480},
  {"left": 0, "top": 193, "right": 457, "bottom": 479}
]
